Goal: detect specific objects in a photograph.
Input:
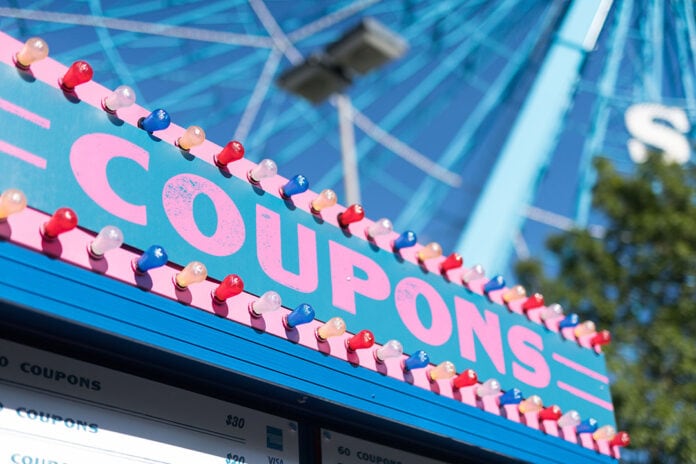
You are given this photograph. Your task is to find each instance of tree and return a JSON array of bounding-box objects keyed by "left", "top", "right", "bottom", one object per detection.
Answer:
[{"left": 516, "top": 155, "right": 696, "bottom": 463}]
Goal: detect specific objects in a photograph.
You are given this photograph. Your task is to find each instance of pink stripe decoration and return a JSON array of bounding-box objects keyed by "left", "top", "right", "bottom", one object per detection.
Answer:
[
  {"left": 0, "top": 140, "right": 47, "bottom": 169},
  {"left": 553, "top": 353, "right": 609, "bottom": 384},
  {"left": 557, "top": 381, "right": 614, "bottom": 411},
  {"left": 0, "top": 97, "right": 51, "bottom": 129}
]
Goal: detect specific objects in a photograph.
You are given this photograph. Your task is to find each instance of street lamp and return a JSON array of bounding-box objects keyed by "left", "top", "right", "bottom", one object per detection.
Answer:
[{"left": 277, "top": 18, "right": 408, "bottom": 205}]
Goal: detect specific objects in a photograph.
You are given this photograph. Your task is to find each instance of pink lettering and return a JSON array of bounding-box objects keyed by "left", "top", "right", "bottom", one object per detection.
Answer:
[
  {"left": 329, "top": 241, "right": 389, "bottom": 314},
  {"left": 454, "top": 297, "right": 506, "bottom": 374},
  {"left": 508, "top": 325, "right": 550, "bottom": 388},
  {"left": 395, "top": 277, "right": 451, "bottom": 345},
  {"left": 162, "top": 174, "right": 245, "bottom": 256},
  {"left": 257, "top": 205, "right": 318, "bottom": 293},
  {"left": 70, "top": 133, "right": 148, "bottom": 225}
]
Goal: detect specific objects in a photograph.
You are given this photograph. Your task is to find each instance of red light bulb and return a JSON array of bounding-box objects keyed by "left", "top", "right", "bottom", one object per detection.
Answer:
[
  {"left": 213, "top": 274, "right": 244, "bottom": 302},
  {"left": 338, "top": 204, "right": 365, "bottom": 228},
  {"left": 61, "top": 61, "right": 93, "bottom": 90},
  {"left": 214, "top": 140, "right": 245, "bottom": 167},
  {"left": 610, "top": 431, "right": 630, "bottom": 447},
  {"left": 521, "top": 293, "right": 545, "bottom": 311},
  {"left": 346, "top": 329, "right": 374, "bottom": 351},
  {"left": 439, "top": 252, "right": 463, "bottom": 273},
  {"left": 452, "top": 368, "right": 478, "bottom": 389},
  {"left": 42, "top": 207, "right": 78, "bottom": 239},
  {"left": 538, "top": 405, "right": 562, "bottom": 421},
  {"left": 591, "top": 329, "right": 611, "bottom": 347}
]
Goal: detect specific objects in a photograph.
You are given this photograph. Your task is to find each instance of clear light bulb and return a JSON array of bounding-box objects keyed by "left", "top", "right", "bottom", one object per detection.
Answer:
[
  {"left": 557, "top": 410, "right": 581, "bottom": 428},
  {"left": 346, "top": 329, "right": 375, "bottom": 351},
  {"left": 284, "top": 303, "right": 315, "bottom": 328},
  {"left": 214, "top": 140, "right": 245, "bottom": 167},
  {"left": 177, "top": 125, "right": 205, "bottom": 150},
  {"left": 476, "top": 378, "right": 501, "bottom": 397},
  {"left": 250, "top": 290, "right": 282, "bottom": 317},
  {"left": 540, "top": 303, "right": 564, "bottom": 321},
  {"left": 0, "top": 188, "right": 27, "bottom": 220},
  {"left": 310, "top": 189, "right": 337, "bottom": 213},
  {"left": 416, "top": 242, "right": 442, "bottom": 262},
  {"left": 452, "top": 368, "right": 478, "bottom": 389},
  {"left": 518, "top": 394, "right": 543, "bottom": 413},
  {"left": 15, "top": 37, "right": 49, "bottom": 69},
  {"left": 213, "top": 274, "right": 244, "bottom": 302},
  {"left": 248, "top": 159, "right": 277, "bottom": 184},
  {"left": 502, "top": 285, "right": 526, "bottom": 303},
  {"left": 316, "top": 316, "right": 346, "bottom": 341},
  {"left": 574, "top": 320, "right": 596, "bottom": 337},
  {"left": 61, "top": 60, "right": 93, "bottom": 90},
  {"left": 175, "top": 261, "right": 208, "bottom": 289},
  {"left": 462, "top": 264, "right": 485, "bottom": 284},
  {"left": 374, "top": 339, "right": 403, "bottom": 362},
  {"left": 366, "top": 218, "right": 393, "bottom": 239},
  {"left": 103, "top": 85, "right": 136, "bottom": 113},
  {"left": 42, "top": 207, "right": 78, "bottom": 239},
  {"left": 593, "top": 425, "right": 616, "bottom": 441},
  {"left": 89, "top": 225, "right": 124, "bottom": 258},
  {"left": 428, "top": 361, "right": 456, "bottom": 381}
]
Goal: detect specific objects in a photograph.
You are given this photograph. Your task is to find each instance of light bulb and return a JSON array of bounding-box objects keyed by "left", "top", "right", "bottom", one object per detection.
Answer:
[
  {"left": 540, "top": 303, "right": 564, "bottom": 321},
  {"left": 557, "top": 410, "right": 581, "bottom": 428},
  {"left": 316, "top": 317, "right": 346, "bottom": 341},
  {"left": 248, "top": 159, "right": 277, "bottom": 184},
  {"left": 366, "top": 218, "right": 393, "bottom": 239},
  {"left": 483, "top": 275, "right": 505, "bottom": 294},
  {"left": 0, "top": 188, "right": 27, "bottom": 220},
  {"left": 462, "top": 264, "right": 485, "bottom": 284},
  {"left": 15, "top": 37, "right": 49, "bottom": 69},
  {"left": 284, "top": 303, "right": 315, "bottom": 328},
  {"left": 374, "top": 339, "right": 403, "bottom": 362},
  {"left": 538, "top": 405, "right": 562, "bottom": 421},
  {"left": 280, "top": 174, "right": 309, "bottom": 198},
  {"left": 42, "top": 207, "right": 78, "bottom": 239},
  {"left": 576, "top": 418, "right": 598, "bottom": 434},
  {"left": 593, "top": 425, "right": 616, "bottom": 441},
  {"left": 518, "top": 395, "right": 543, "bottom": 413},
  {"left": 610, "top": 431, "right": 630, "bottom": 447},
  {"left": 89, "top": 225, "right": 124, "bottom": 258},
  {"left": 175, "top": 261, "right": 208, "bottom": 289},
  {"left": 60, "top": 60, "right": 93, "bottom": 90},
  {"left": 476, "top": 378, "right": 501, "bottom": 397},
  {"left": 522, "top": 293, "right": 545, "bottom": 311},
  {"left": 103, "top": 85, "right": 136, "bottom": 113},
  {"left": 417, "top": 242, "right": 442, "bottom": 262},
  {"left": 250, "top": 290, "right": 282, "bottom": 317},
  {"left": 502, "top": 285, "right": 526, "bottom": 303},
  {"left": 177, "top": 126, "right": 205, "bottom": 150},
  {"left": 403, "top": 350, "right": 429, "bottom": 371},
  {"left": 452, "top": 368, "right": 478, "bottom": 389},
  {"left": 138, "top": 109, "right": 171, "bottom": 133},
  {"left": 392, "top": 230, "right": 417, "bottom": 251},
  {"left": 499, "top": 388, "right": 523, "bottom": 406},
  {"left": 559, "top": 313, "right": 579, "bottom": 329},
  {"left": 439, "top": 252, "right": 463, "bottom": 273},
  {"left": 574, "top": 320, "right": 596, "bottom": 338},
  {"left": 428, "top": 361, "right": 456, "bottom": 381},
  {"left": 346, "top": 329, "right": 374, "bottom": 351},
  {"left": 213, "top": 274, "right": 244, "bottom": 302},
  {"left": 214, "top": 140, "right": 245, "bottom": 167},
  {"left": 133, "top": 245, "right": 168, "bottom": 273},
  {"left": 591, "top": 329, "right": 611, "bottom": 347},
  {"left": 338, "top": 204, "right": 365, "bottom": 227},
  {"left": 310, "top": 189, "right": 337, "bottom": 214}
]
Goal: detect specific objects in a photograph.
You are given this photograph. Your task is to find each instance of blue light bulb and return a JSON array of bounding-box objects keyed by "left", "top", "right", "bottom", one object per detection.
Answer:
[
  {"left": 559, "top": 313, "right": 580, "bottom": 329},
  {"left": 134, "top": 245, "right": 168, "bottom": 272},
  {"left": 280, "top": 174, "right": 309, "bottom": 198},
  {"left": 285, "top": 303, "right": 315, "bottom": 328},
  {"left": 139, "top": 109, "right": 171, "bottom": 133},
  {"left": 483, "top": 275, "right": 505, "bottom": 293},
  {"left": 393, "top": 230, "right": 417, "bottom": 251},
  {"left": 499, "top": 388, "right": 523, "bottom": 406},
  {"left": 576, "top": 418, "right": 598, "bottom": 434},
  {"left": 403, "top": 350, "right": 430, "bottom": 371}
]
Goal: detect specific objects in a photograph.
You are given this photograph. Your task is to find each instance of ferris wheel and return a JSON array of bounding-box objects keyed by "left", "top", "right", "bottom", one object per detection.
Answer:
[{"left": 1, "top": 0, "right": 693, "bottom": 276}]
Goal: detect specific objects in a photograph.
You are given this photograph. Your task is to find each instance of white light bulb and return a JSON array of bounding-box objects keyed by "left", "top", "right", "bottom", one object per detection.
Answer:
[
  {"left": 248, "top": 159, "right": 277, "bottom": 184},
  {"left": 374, "top": 339, "right": 403, "bottom": 362},
  {"left": 89, "top": 225, "right": 124, "bottom": 257},
  {"left": 250, "top": 291, "right": 282, "bottom": 316},
  {"left": 541, "top": 303, "right": 564, "bottom": 321},
  {"left": 103, "top": 85, "right": 136, "bottom": 112},
  {"left": 366, "top": 218, "right": 393, "bottom": 239},
  {"left": 462, "top": 264, "right": 485, "bottom": 284}
]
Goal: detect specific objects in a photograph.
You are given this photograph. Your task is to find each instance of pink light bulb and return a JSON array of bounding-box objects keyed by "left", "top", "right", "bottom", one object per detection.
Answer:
[
  {"left": 103, "top": 85, "right": 136, "bottom": 113},
  {"left": 558, "top": 410, "right": 581, "bottom": 427},
  {"left": 374, "top": 339, "right": 403, "bottom": 362},
  {"left": 15, "top": 37, "right": 49, "bottom": 69},
  {"left": 476, "top": 378, "right": 501, "bottom": 397},
  {"left": 518, "top": 395, "right": 543, "bottom": 413},
  {"left": 310, "top": 189, "right": 337, "bottom": 214},
  {"left": 316, "top": 317, "right": 346, "bottom": 341},
  {"left": 175, "top": 261, "right": 208, "bottom": 289},
  {"left": 178, "top": 126, "right": 206, "bottom": 150},
  {"left": 416, "top": 242, "right": 443, "bottom": 262},
  {"left": 502, "top": 285, "right": 526, "bottom": 303},
  {"left": 250, "top": 291, "right": 282, "bottom": 316},
  {"left": 0, "top": 188, "right": 27, "bottom": 220},
  {"left": 248, "top": 159, "right": 277, "bottom": 184},
  {"left": 462, "top": 264, "right": 485, "bottom": 284},
  {"left": 366, "top": 218, "right": 393, "bottom": 239},
  {"left": 428, "top": 361, "right": 456, "bottom": 381}
]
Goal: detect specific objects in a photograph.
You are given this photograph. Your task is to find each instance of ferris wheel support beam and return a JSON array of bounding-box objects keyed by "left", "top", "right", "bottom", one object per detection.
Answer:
[{"left": 454, "top": 0, "right": 613, "bottom": 275}]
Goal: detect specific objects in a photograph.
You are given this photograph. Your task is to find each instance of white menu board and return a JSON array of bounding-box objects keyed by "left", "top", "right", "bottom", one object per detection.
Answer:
[
  {"left": 321, "top": 429, "right": 450, "bottom": 464},
  {"left": 0, "top": 339, "right": 298, "bottom": 464}
]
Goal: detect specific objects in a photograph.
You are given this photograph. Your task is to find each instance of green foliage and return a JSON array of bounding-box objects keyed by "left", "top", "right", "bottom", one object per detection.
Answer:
[{"left": 516, "top": 155, "right": 696, "bottom": 463}]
